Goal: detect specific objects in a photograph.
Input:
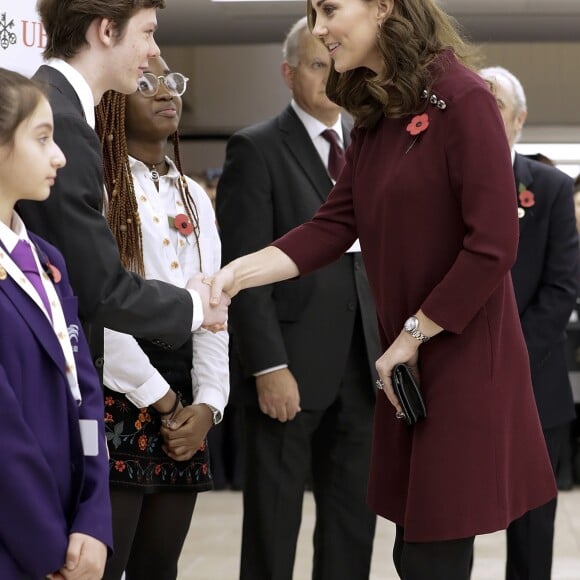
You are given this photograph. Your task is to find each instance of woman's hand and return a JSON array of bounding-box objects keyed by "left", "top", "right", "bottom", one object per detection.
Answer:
[
  {"left": 375, "top": 331, "right": 421, "bottom": 416},
  {"left": 204, "top": 265, "right": 239, "bottom": 303}
]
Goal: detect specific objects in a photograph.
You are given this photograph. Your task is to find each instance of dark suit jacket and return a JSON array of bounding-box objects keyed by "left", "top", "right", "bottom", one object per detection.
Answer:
[
  {"left": 217, "top": 105, "right": 380, "bottom": 410},
  {"left": 511, "top": 153, "right": 579, "bottom": 428},
  {"left": 0, "top": 235, "right": 111, "bottom": 578},
  {"left": 18, "top": 66, "right": 193, "bottom": 368}
]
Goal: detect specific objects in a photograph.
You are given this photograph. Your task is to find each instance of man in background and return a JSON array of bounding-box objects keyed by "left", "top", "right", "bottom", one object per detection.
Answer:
[
  {"left": 480, "top": 65, "right": 579, "bottom": 580},
  {"left": 217, "top": 17, "right": 380, "bottom": 580}
]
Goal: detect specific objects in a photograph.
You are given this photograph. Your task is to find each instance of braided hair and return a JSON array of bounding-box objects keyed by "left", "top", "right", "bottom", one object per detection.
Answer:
[{"left": 95, "top": 90, "right": 202, "bottom": 276}]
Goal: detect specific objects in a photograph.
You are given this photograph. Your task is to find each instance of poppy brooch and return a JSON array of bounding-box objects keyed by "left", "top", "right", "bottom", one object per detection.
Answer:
[
  {"left": 404, "top": 90, "right": 447, "bottom": 154},
  {"left": 517, "top": 183, "right": 535, "bottom": 218},
  {"left": 170, "top": 213, "right": 194, "bottom": 237},
  {"left": 405, "top": 114, "right": 429, "bottom": 154}
]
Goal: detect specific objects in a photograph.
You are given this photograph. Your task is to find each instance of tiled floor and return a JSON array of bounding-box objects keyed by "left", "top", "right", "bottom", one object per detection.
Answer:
[{"left": 178, "top": 487, "right": 580, "bottom": 579}]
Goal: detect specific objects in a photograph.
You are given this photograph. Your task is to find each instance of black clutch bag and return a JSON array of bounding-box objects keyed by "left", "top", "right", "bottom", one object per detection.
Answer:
[{"left": 391, "top": 363, "right": 427, "bottom": 426}]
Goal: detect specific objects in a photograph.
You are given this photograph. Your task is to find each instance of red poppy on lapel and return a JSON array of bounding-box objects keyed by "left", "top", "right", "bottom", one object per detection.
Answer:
[
  {"left": 518, "top": 183, "right": 535, "bottom": 208},
  {"left": 47, "top": 262, "right": 62, "bottom": 284}
]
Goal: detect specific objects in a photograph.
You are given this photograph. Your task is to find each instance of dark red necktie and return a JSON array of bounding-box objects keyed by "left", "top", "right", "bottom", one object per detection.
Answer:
[
  {"left": 321, "top": 129, "right": 345, "bottom": 181},
  {"left": 11, "top": 240, "right": 53, "bottom": 321}
]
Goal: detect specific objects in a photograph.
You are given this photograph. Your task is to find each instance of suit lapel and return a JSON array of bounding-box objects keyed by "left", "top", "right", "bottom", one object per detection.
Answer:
[
  {"left": 33, "top": 65, "right": 85, "bottom": 118},
  {"left": 514, "top": 153, "right": 534, "bottom": 233},
  {"left": 279, "top": 106, "right": 333, "bottom": 203},
  {"left": 0, "top": 256, "right": 68, "bottom": 380}
]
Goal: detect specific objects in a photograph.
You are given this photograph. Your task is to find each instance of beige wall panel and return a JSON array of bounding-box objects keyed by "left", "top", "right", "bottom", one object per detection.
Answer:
[{"left": 161, "top": 43, "right": 580, "bottom": 173}]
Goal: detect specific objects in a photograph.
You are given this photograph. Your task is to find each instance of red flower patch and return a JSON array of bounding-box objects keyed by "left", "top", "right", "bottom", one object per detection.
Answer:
[
  {"left": 48, "top": 262, "right": 61, "bottom": 283},
  {"left": 406, "top": 113, "right": 429, "bottom": 136},
  {"left": 173, "top": 213, "right": 193, "bottom": 236},
  {"left": 518, "top": 189, "right": 535, "bottom": 208}
]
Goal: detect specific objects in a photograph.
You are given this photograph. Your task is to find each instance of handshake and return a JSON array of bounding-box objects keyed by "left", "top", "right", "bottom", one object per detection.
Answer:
[{"left": 187, "top": 271, "right": 235, "bottom": 333}]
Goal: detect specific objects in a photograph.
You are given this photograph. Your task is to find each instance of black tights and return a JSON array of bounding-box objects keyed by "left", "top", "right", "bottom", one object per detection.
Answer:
[
  {"left": 103, "top": 487, "right": 197, "bottom": 580},
  {"left": 393, "top": 525, "right": 475, "bottom": 580}
]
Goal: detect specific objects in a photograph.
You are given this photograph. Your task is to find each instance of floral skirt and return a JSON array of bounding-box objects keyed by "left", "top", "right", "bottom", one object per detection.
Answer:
[{"left": 104, "top": 337, "right": 213, "bottom": 493}]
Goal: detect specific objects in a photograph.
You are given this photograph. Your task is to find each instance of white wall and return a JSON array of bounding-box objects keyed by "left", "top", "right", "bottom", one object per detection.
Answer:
[{"left": 0, "top": 0, "right": 45, "bottom": 76}]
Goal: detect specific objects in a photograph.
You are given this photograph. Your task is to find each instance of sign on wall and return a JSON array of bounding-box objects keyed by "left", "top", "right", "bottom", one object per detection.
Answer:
[{"left": 0, "top": 1, "right": 45, "bottom": 77}]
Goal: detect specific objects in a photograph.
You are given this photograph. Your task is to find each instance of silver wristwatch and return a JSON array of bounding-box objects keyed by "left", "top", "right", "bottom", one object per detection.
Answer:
[
  {"left": 403, "top": 316, "right": 430, "bottom": 344},
  {"left": 206, "top": 404, "right": 222, "bottom": 425}
]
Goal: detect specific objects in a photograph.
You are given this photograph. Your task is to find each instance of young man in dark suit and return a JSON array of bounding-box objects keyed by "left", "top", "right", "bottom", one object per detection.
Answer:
[
  {"left": 17, "top": 0, "right": 229, "bottom": 397},
  {"left": 480, "top": 65, "right": 579, "bottom": 580},
  {"left": 217, "top": 17, "right": 381, "bottom": 580}
]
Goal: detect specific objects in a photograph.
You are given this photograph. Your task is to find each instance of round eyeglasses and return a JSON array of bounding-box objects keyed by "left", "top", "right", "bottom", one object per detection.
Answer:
[{"left": 137, "top": 72, "right": 189, "bottom": 98}]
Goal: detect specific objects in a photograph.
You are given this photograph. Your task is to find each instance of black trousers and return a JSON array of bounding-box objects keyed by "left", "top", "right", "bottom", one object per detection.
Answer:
[
  {"left": 505, "top": 423, "right": 568, "bottom": 580},
  {"left": 394, "top": 526, "right": 475, "bottom": 580},
  {"left": 239, "top": 321, "right": 376, "bottom": 580},
  {"left": 102, "top": 487, "right": 197, "bottom": 580}
]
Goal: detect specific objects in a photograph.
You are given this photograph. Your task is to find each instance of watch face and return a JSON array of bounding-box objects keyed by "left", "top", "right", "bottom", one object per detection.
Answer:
[{"left": 404, "top": 316, "right": 418, "bottom": 332}]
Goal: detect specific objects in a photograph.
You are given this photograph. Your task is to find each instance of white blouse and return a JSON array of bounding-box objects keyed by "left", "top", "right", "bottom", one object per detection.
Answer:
[{"left": 103, "top": 157, "right": 229, "bottom": 415}]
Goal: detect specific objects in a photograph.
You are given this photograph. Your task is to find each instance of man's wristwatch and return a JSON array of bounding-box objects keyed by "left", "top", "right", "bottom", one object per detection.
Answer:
[{"left": 403, "top": 316, "right": 430, "bottom": 344}]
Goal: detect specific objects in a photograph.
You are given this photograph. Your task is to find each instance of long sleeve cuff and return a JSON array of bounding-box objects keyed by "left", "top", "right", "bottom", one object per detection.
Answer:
[
  {"left": 188, "top": 289, "right": 204, "bottom": 331},
  {"left": 124, "top": 375, "right": 171, "bottom": 408}
]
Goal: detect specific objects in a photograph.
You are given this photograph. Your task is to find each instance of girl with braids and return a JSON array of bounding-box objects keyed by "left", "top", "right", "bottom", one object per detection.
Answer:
[{"left": 95, "top": 55, "right": 228, "bottom": 580}]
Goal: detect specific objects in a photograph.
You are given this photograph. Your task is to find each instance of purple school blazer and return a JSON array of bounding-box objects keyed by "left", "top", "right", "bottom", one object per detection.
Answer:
[{"left": 0, "top": 232, "right": 112, "bottom": 578}]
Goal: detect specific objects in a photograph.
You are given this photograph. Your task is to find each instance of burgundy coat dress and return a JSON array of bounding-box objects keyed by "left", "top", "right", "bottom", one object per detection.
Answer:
[{"left": 273, "top": 51, "right": 556, "bottom": 542}]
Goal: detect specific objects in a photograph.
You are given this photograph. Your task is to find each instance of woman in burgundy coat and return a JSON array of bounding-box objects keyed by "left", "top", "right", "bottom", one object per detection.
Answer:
[{"left": 207, "top": 1, "right": 556, "bottom": 578}]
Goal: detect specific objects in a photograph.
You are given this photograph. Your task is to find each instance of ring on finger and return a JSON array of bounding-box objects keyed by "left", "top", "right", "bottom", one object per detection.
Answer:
[{"left": 375, "top": 379, "right": 384, "bottom": 390}]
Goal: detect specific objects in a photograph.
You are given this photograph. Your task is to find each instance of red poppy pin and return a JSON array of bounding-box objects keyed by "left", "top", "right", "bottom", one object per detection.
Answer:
[
  {"left": 405, "top": 113, "right": 429, "bottom": 154},
  {"left": 406, "top": 113, "right": 429, "bottom": 136},
  {"left": 48, "top": 262, "right": 62, "bottom": 284},
  {"left": 172, "top": 213, "right": 193, "bottom": 236},
  {"left": 518, "top": 183, "right": 535, "bottom": 208}
]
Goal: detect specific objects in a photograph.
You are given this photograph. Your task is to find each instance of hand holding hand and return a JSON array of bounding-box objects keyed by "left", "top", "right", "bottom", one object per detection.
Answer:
[
  {"left": 187, "top": 272, "right": 230, "bottom": 332},
  {"left": 160, "top": 403, "right": 214, "bottom": 461},
  {"left": 203, "top": 265, "right": 239, "bottom": 305},
  {"left": 256, "top": 368, "right": 301, "bottom": 422}
]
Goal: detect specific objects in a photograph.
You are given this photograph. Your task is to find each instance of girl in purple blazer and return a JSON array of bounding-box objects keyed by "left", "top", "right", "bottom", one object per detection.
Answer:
[{"left": 0, "top": 68, "right": 112, "bottom": 579}]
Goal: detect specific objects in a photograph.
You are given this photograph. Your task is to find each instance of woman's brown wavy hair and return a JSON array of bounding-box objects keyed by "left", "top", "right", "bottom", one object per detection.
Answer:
[{"left": 307, "top": 0, "right": 478, "bottom": 127}]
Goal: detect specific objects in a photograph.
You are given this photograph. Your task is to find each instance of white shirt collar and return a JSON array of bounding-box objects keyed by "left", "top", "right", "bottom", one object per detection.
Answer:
[
  {"left": 129, "top": 155, "right": 180, "bottom": 180},
  {"left": 290, "top": 100, "right": 343, "bottom": 146},
  {"left": 511, "top": 148, "right": 516, "bottom": 166},
  {"left": 46, "top": 58, "right": 96, "bottom": 129},
  {"left": 0, "top": 212, "right": 32, "bottom": 253}
]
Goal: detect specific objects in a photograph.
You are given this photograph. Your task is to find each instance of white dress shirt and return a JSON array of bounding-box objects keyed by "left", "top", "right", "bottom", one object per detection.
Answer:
[{"left": 103, "top": 158, "right": 229, "bottom": 415}]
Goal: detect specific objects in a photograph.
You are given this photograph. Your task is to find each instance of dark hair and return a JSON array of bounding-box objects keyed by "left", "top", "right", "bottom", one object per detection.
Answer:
[
  {"left": 0, "top": 68, "right": 45, "bottom": 147},
  {"left": 39, "top": 0, "right": 165, "bottom": 60},
  {"left": 95, "top": 90, "right": 201, "bottom": 276},
  {"left": 307, "top": 0, "right": 478, "bottom": 127}
]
